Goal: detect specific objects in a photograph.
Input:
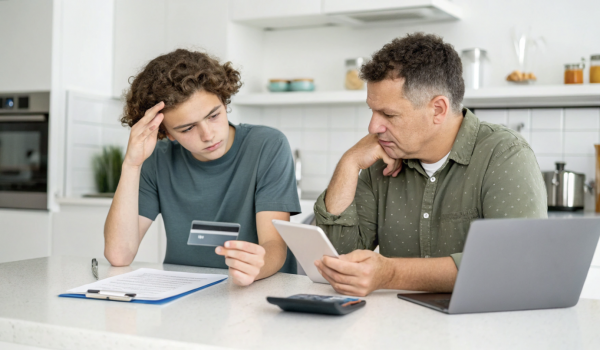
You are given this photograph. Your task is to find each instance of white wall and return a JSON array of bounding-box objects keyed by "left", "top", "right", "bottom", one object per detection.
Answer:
[
  {"left": 50, "top": 0, "right": 115, "bottom": 208},
  {"left": 237, "top": 104, "right": 370, "bottom": 197},
  {"left": 0, "top": 0, "right": 53, "bottom": 92},
  {"left": 237, "top": 105, "right": 600, "bottom": 210},
  {"left": 259, "top": 0, "right": 600, "bottom": 92},
  {"left": 64, "top": 91, "right": 127, "bottom": 197},
  {"left": 113, "top": 0, "right": 230, "bottom": 98},
  {"left": 0, "top": 210, "right": 50, "bottom": 264},
  {"left": 53, "top": 204, "right": 166, "bottom": 263}
]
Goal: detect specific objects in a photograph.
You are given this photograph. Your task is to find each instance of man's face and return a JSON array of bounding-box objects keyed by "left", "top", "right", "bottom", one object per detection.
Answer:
[
  {"left": 366, "top": 78, "right": 435, "bottom": 160},
  {"left": 162, "top": 90, "right": 231, "bottom": 162}
]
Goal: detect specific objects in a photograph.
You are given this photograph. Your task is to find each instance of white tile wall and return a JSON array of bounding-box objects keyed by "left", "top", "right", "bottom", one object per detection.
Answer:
[
  {"left": 531, "top": 109, "right": 563, "bottom": 129},
  {"left": 235, "top": 104, "right": 368, "bottom": 195},
  {"left": 564, "top": 108, "right": 600, "bottom": 130},
  {"left": 530, "top": 131, "right": 563, "bottom": 155},
  {"left": 66, "top": 91, "right": 128, "bottom": 196},
  {"left": 235, "top": 106, "right": 600, "bottom": 197},
  {"left": 475, "top": 109, "right": 507, "bottom": 126},
  {"left": 65, "top": 99, "right": 600, "bottom": 199},
  {"left": 476, "top": 107, "right": 600, "bottom": 189}
]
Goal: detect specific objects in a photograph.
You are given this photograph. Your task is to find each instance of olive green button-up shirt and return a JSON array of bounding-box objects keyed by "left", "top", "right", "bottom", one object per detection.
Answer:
[{"left": 315, "top": 108, "right": 547, "bottom": 268}]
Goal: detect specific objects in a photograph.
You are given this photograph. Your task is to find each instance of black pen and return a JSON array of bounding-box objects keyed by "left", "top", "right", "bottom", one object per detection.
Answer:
[{"left": 91, "top": 258, "right": 98, "bottom": 280}]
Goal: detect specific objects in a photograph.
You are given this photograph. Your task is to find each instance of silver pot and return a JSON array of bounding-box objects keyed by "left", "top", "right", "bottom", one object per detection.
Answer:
[{"left": 543, "top": 162, "right": 585, "bottom": 211}]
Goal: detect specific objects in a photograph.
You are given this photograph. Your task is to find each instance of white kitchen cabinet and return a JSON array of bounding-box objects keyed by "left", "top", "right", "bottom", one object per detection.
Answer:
[
  {"left": 53, "top": 199, "right": 166, "bottom": 263},
  {"left": 231, "top": 0, "right": 322, "bottom": 20},
  {"left": 0, "top": 209, "right": 51, "bottom": 264},
  {"left": 322, "top": 0, "right": 462, "bottom": 19},
  {"left": 0, "top": 0, "right": 53, "bottom": 92},
  {"left": 231, "top": 0, "right": 462, "bottom": 29},
  {"left": 113, "top": 0, "right": 230, "bottom": 97},
  {"left": 230, "top": 0, "right": 328, "bottom": 29}
]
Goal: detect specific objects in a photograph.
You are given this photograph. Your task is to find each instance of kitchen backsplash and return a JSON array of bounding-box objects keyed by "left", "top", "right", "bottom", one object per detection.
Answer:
[
  {"left": 65, "top": 91, "right": 128, "bottom": 196},
  {"left": 231, "top": 104, "right": 372, "bottom": 197},
  {"left": 473, "top": 107, "right": 600, "bottom": 183},
  {"left": 64, "top": 93, "right": 600, "bottom": 200},
  {"left": 235, "top": 105, "right": 600, "bottom": 198}
]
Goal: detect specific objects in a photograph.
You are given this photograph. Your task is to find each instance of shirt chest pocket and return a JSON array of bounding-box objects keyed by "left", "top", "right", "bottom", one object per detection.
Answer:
[{"left": 439, "top": 208, "right": 480, "bottom": 241}]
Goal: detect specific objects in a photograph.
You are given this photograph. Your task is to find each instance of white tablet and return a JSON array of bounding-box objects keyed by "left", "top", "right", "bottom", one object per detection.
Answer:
[{"left": 272, "top": 220, "right": 339, "bottom": 284}]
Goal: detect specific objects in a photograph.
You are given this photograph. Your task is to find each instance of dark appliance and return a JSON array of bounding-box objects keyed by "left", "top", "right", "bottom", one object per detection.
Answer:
[{"left": 0, "top": 92, "right": 49, "bottom": 209}]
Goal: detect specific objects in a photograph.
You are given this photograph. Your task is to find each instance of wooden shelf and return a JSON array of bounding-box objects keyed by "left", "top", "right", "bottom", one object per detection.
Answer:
[{"left": 233, "top": 85, "right": 600, "bottom": 108}]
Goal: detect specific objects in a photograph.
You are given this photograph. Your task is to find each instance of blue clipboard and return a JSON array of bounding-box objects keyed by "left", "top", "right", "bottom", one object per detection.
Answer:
[{"left": 58, "top": 277, "right": 227, "bottom": 305}]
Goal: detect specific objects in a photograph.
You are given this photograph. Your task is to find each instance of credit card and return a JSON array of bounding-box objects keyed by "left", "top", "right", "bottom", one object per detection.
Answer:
[{"left": 187, "top": 220, "right": 240, "bottom": 247}]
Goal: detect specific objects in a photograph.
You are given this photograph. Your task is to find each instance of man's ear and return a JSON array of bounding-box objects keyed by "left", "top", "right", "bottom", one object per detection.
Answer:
[{"left": 430, "top": 96, "right": 450, "bottom": 125}]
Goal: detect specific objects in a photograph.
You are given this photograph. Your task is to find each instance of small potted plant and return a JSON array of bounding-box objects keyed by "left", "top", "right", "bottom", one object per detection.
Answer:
[{"left": 90, "top": 146, "right": 124, "bottom": 197}]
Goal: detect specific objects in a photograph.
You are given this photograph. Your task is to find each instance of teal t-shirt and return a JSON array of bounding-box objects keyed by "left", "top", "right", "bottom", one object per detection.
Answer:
[{"left": 138, "top": 123, "right": 301, "bottom": 273}]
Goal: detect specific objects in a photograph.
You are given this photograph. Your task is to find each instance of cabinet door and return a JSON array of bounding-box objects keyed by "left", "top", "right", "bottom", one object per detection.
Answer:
[
  {"left": 231, "top": 0, "right": 322, "bottom": 20},
  {"left": 52, "top": 205, "right": 166, "bottom": 264},
  {"left": 0, "top": 210, "right": 51, "bottom": 264},
  {"left": 323, "top": 0, "right": 421, "bottom": 14}
]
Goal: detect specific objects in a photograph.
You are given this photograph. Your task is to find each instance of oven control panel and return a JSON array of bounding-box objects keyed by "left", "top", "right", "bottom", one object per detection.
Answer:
[{"left": 0, "top": 92, "right": 49, "bottom": 114}]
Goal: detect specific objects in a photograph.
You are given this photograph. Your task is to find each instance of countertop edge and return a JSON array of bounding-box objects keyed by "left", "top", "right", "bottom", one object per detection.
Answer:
[
  {"left": 56, "top": 197, "right": 114, "bottom": 207},
  {"left": 0, "top": 317, "right": 228, "bottom": 350}
]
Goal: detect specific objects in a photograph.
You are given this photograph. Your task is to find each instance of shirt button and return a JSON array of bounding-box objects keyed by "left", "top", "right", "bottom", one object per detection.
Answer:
[
  {"left": 423, "top": 213, "right": 429, "bottom": 219},
  {"left": 430, "top": 177, "right": 436, "bottom": 182}
]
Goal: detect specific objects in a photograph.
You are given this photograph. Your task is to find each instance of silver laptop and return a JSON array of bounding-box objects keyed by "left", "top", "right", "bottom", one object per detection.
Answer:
[{"left": 397, "top": 217, "right": 600, "bottom": 314}]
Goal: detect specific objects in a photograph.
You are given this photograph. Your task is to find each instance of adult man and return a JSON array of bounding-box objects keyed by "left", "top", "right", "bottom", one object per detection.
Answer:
[{"left": 314, "top": 33, "right": 547, "bottom": 296}]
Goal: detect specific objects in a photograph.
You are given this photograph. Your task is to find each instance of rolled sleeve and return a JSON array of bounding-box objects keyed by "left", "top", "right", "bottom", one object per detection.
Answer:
[
  {"left": 314, "top": 169, "right": 378, "bottom": 254},
  {"left": 450, "top": 252, "right": 462, "bottom": 269}
]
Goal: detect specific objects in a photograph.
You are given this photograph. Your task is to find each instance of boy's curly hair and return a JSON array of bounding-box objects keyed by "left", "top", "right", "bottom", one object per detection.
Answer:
[
  {"left": 360, "top": 33, "right": 464, "bottom": 112},
  {"left": 121, "top": 49, "right": 242, "bottom": 139}
]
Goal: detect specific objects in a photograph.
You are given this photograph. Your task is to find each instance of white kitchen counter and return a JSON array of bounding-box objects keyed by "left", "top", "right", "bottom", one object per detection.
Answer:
[{"left": 1, "top": 256, "right": 600, "bottom": 350}]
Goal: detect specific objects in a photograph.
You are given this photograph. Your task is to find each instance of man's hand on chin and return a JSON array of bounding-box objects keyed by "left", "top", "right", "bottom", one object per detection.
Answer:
[
  {"left": 314, "top": 250, "right": 393, "bottom": 297},
  {"left": 346, "top": 134, "right": 402, "bottom": 177}
]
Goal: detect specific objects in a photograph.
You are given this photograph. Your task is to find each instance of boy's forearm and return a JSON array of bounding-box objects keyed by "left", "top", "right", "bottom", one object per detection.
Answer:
[
  {"left": 104, "top": 164, "right": 143, "bottom": 266},
  {"left": 256, "top": 240, "right": 288, "bottom": 280}
]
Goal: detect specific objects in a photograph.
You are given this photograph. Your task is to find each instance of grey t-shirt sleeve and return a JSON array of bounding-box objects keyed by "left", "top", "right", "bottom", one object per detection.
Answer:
[
  {"left": 255, "top": 132, "right": 301, "bottom": 215},
  {"left": 138, "top": 154, "right": 160, "bottom": 221}
]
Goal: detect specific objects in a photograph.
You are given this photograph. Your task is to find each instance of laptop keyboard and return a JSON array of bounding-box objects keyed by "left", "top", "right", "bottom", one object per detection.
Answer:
[{"left": 430, "top": 299, "right": 451, "bottom": 309}]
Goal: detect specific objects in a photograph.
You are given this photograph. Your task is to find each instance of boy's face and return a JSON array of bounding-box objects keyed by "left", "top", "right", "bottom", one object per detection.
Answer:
[{"left": 162, "top": 90, "right": 233, "bottom": 162}]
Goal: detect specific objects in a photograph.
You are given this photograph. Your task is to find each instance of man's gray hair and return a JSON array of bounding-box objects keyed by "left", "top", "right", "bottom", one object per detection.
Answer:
[{"left": 360, "top": 33, "right": 465, "bottom": 113}]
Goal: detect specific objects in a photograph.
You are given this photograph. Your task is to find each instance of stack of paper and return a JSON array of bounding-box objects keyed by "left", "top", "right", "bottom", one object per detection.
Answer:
[{"left": 60, "top": 268, "right": 227, "bottom": 304}]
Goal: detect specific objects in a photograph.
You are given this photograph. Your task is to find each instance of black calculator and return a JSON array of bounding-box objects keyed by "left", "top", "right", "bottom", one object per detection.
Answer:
[{"left": 267, "top": 294, "right": 366, "bottom": 315}]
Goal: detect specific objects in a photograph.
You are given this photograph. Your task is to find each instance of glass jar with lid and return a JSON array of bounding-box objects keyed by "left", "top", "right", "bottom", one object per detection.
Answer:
[
  {"left": 565, "top": 60, "right": 585, "bottom": 84},
  {"left": 590, "top": 55, "right": 600, "bottom": 84},
  {"left": 345, "top": 57, "right": 368, "bottom": 90}
]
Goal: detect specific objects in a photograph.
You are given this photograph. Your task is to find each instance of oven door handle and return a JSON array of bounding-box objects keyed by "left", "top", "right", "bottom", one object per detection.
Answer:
[{"left": 0, "top": 115, "right": 46, "bottom": 122}]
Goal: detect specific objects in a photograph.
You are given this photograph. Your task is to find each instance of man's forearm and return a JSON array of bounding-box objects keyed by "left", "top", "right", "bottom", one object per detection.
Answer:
[
  {"left": 256, "top": 240, "right": 287, "bottom": 280},
  {"left": 383, "top": 257, "right": 458, "bottom": 292},
  {"left": 104, "top": 164, "right": 143, "bottom": 266},
  {"left": 325, "top": 156, "right": 361, "bottom": 215}
]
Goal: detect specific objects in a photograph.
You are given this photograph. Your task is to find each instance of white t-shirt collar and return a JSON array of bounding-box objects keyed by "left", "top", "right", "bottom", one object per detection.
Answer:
[{"left": 420, "top": 152, "right": 451, "bottom": 177}]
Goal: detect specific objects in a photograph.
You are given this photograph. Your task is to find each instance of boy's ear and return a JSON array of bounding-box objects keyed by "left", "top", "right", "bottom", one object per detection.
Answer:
[{"left": 165, "top": 130, "right": 175, "bottom": 141}]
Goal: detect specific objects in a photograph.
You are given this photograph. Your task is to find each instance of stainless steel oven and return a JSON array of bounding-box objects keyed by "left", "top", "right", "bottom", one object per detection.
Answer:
[{"left": 0, "top": 92, "right": 49, "bottom": 209}]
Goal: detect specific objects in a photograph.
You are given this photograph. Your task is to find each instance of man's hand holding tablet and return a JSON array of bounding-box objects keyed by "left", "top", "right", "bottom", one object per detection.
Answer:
[
  {"left": 271, "top": 220, "right": 339, "bottom": 284},
  {"left": 270, "top": 220, "right": 394, "bottom": 296},
  {"left": 315, "top": 250, "right": 393, "bottom": 297}
]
